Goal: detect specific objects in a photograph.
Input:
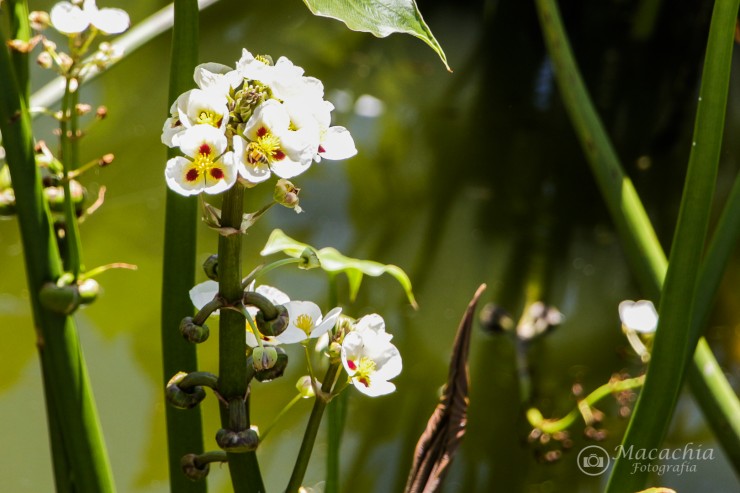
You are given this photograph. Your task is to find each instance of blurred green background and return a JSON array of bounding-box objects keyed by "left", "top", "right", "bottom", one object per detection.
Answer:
[{"left": 1, "top": 0, "right": 739, "bottom": 491}]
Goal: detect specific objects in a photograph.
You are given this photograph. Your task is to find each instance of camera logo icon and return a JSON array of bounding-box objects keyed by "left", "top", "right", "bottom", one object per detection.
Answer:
[{"left": 577, "top": 445, "right": 611, "bottom": 476}]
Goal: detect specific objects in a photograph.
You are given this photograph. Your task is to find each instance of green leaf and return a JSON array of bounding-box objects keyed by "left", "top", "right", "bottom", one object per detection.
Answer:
[
  {"left": 300, "top": 0, "right": 451, "bottom": 72},
  {"left": 261, "top": 229, "right": 418, "bottom": 308}
]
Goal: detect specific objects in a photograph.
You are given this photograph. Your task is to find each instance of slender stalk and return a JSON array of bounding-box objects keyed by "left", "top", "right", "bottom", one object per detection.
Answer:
[
  {"left": 287, "top": 363, "right": 342, "bottom": 491},
  {"left": 534, "top": 0, "right": 740, "bottom": 489},
  {"left": 607, "top": 1, "right": 737, "bottom": 489},
  {"left": 218, "top": 183, "right": 264, "bottom": 492},
  {"left": 260, "top": 394, "right": 303, "bottom": 442},
  {"left": 7, "top": 0, "right": 30, "bottom": 104},
  {"left": 59, "top": 76, "right": 84, "bottom": 278},
  {"left": 325, "top": 274, "right": 343, "bottom": 493},
  {"left": 0, "top": 20, "right": 115, "bottom": 493},
  {"left": 160, "top": 1, "right": 206, "bottom": 492},
  {"left": 527, "top": 375, "right": 645, "bottom": 434}
]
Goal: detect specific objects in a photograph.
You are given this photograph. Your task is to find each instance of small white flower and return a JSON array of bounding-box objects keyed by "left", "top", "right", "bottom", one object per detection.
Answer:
[
  {"left": 341, "top": 314, "right": 401, "bottom": 397},
  {"left": 193, "top": 63, "right": 243, "bottom": 93},
  {"left": 161, "top": 89, "right": 229, "bottom": 148},
  {"left": 235, "top": 100, "right": 316, "bottom": 182},
  {"left": 278, "top": 302, "right": 341, "bottom": 344},
  {"left": 164, "top": 125, "right": 237, "bottom": 196},
  {"left": 284, "top": 98, "right": 356, "bottom": 162},
  {"left": 50, "top": 0, "right": 130, "bottom": 35},
  {"left": 619, "top": 300, "right": 658, "bottom": 334}
]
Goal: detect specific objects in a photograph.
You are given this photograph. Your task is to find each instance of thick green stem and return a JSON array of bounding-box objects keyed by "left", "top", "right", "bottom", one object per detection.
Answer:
[
  {"left": 0, "top": 20, "right": 115, "bottom": 493},
  {"left": 160, "top": 1, "right": 206, "bottom": 492},
  {"left": 534, "top": 0, "right": 740, "bottom": 488},
  {"left": 217, "top": 183, "right": 264, "bottom": 492},
  {"left": 287, "top": 363, "right": 341, "bottom": 492}
]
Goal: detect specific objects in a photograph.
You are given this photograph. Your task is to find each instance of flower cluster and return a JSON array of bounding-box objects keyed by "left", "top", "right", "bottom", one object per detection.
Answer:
[
  {"left": 162, "top": 49, "right": 357, "bottom": 196},
  {"left": 189, "top": 280, "right": 401, "bottom": 397}
]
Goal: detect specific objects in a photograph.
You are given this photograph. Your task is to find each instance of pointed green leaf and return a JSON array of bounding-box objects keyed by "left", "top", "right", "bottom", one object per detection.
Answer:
[
  {"left": 261, "top": 229, "right": 418, "bottom": 308},
  {"left": 300, "top": 0, "right": 451, "bottom": 71}
]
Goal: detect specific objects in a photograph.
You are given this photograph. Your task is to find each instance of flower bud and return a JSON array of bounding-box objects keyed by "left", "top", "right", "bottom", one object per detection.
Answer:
[
  {"left": 180, "top": 454, "right": 210, "bottom": 481},
  {"left": 202, "top": 254, "right": 219, "bottom": 281},
  {"left": 166, "top": 372, "right": 207, "bottom": 410},
  {"left": 39, "top": 282, "right": 80, "bottom": 315},
  {"left": 253, "top": 347, "right": 288, "bottom": 383},
  {"left": 252, "top": 346, "right": 278, "bottom": 371},
  {"left": 256, "top": 304, "right": 289, "bottom": 337},
  {"left": 299, "top": 247, "right": 320, "bottom": 270},
  {"left": 179, "top": 316, "right": 210, "bottom": 344},
  {"left": 215, "top": 427, "right": 259, "bottom": 453},
  {"left": 296, "top": 375, "right": 316, "bottom": 398},
  {"left": 96, "top": 106, "right": 108, "bottom": 120},
  {"left": 36, "top": 51, "right": 53, "bottom": 69},
  {"left": 273, "top": 179, "right": 302, "bottom": 213},
  {"left": 77, "top": 278, "right": 99, "bottom": 305},
  {"left": 29, "top": 11, "right": 51, "bottom": 31}
]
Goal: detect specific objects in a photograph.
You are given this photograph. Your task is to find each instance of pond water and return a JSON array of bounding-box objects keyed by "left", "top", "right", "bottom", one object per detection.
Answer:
[{"left": 1, "top": 0, "right": 739, "bottom": 492}]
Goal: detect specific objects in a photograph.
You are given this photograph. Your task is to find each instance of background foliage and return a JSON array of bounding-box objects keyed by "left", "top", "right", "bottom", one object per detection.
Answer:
[{"left": 1, "top": 0, "right": 739, "bottom": 491}]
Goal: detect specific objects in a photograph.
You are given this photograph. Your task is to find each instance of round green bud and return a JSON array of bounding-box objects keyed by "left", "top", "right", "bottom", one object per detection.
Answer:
[
  {"left": 252, "top": 346, "right": 278, "bottom": 371},
  {"left": 166, "top": 371, "right": 207, "bottom": 410},
  {"left": 254, "top": 347, "right": 288, "bottom": 383},
  {"left": 180, "top": 454, "right": 210, "bottom": 481},
  {"left": 215, "top": 427, "right": 259, "bottom": 453},
  {"left": 256, "top": 304, "right": 289, "bottom": 337},
  {"left": 39, "top": 282, "right": 80, "bottom": 315},
  {"left": 296, "top": 375, "right": 316, "bottom": 398},
  {"left": 179, "top": 316, "right": 210, "bottom": 344},
  {"left": 77, "top": 278, "right": 99, "bottom": 305},
  {"left": 202, "top": 254, "right": 219, "bottom": 281}
]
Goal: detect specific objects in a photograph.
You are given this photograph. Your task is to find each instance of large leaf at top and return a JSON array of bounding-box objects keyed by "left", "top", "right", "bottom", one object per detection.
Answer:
[
  {"left": 301, "top": 0, "right": 451, "bottom": 72},
  {"left": 261, "top": 229, "right": 418, "bottom": 308}
]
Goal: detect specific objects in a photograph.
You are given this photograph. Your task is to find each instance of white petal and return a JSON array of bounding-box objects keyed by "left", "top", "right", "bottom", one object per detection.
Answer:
[
  {"left": 189, "top": 280, "right": 219, "bottom": 310},
  {"left": 50, "top": 3, "right": 90, "bottom": 34},
  {"left": 233, "top": 136, "right": 271, "bottom": 183},
  {"left": 320, "top": 127, "right": 357, "bottom": 160},
  {"left": 201, "top": 152, "right": 237, "bottom": 195},
  {"left": 310, "top": 307, "right": 342, "bottom": 338},
  {"left": 194, "top": 63, "right": 240, "bottom": 91},
  {"left": 164, "top": 156, "right": 201, "bottom": 196},
  {"left": 619, "top": 300, "right": 658, "bottom": 333},
  {"left": 276, "top": 326, "right": 308, "bottom": 344},
  {"left": 178, "top": 125, "right": 227, "bottom": 158},
  {"left": 255, "top": 284, "right": 290, "bottom": 305},
  {"left": 161, "top": 117, "right": 184, "bottom": 148},
  {"left": 353, "top": 378, "right": 396, "bottom": 397},
  {"left": 91, "top": 8, "right": 130, "bottom": 34},
  {"left": 269, "top": 156, "right": 311, "bottom": 179}
]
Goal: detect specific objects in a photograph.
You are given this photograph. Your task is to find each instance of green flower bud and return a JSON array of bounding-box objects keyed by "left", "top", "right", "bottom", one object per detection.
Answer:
[
  {"left": 179, "top": 316, "right": 210, "bottom": 344},
  {"left": 253, "top": 347, "right": 288, "bottom": 383},
  {"left": 180, "top": 454, "right": 210, "bottom": 482},
  {"left": 202, "top": 254, "right": 219, "bottom": 281},
  {"left": 273, "top": 178, "right": 302, "bottom": 212},
  {"left": 299, "top": 247, "right": 320, "bottom": 270},
  {"left": 296, "top": 375, "right": 316, "bottom": 398},
  {"left": 77, "top": 278, "right": 99, "bottom": 305},
  {"left": 166, "top": 371, "right": 207, "bottom": 410},
  {"left": 252, "top": 346, "right": 278, "bottom": 371},
  {"left": 215, "top": 427, "right": 259, "bottom": 453},
  {"left": 256, "top": 304, "right": 289, "bottom": 337},
  {"left": 39, "top": 282, "right": 80, "bottom": 315}
]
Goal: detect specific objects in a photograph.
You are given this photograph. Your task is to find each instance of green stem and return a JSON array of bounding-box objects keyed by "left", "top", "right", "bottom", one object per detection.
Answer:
[
  {"left": 59, "top": 76, "right": 84, "bottom": 278},
  {"left": 287, "top": 363, "right": 342, "bottom": 492},
  {"left": 0, "top": 20, "right": 115, "bottom": 493},
  {"left": 325, "top": 273, "right": 343, "bottom": 493},
  {"left": 218, "top": 183, "right": 264, "bottom": 492},
  {"left": 534, "top": 0, "right": 740, "bottom": 489},
  {"left": 527, "top": 375, "right": 646, "bottom": 434},
  {"left": 7, "top": 0, "right": 30, "bottom": 104},
  {"left": 160, "top": 2, "right": 206, "bottom": 492},
  {"left": 242, "top": 257, "right": 303, "bottom": 288}
]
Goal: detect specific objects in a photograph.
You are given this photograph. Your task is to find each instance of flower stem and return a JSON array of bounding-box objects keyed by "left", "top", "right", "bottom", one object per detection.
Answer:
[
  {"left": 260, "top": 394, "right": 303, "bottom": 442},
  {"left": 287, "top": 362, "right": 341, "bottom": 491},
  {"left": 59, "top": 76, "right": 84, "bottom": 279},
  {"left": 527, "top": 375, "right": 646, "bottom": 434},
  {"left": 218, "top": 182, "right": 264, "bottom": 492}
]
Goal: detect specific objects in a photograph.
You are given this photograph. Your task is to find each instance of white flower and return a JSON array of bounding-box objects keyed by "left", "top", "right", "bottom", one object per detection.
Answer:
[
  {"left": 341, "top": 314, "right": 402, "bottom": 397},
  {"left": 193, "top": 63, "right": 243, "bottom": 93},
  {"left": 164, "top": 125, "right": 237, "bottom": 196},
  {"left": 278, "top": 302, "right": 342, "bottom": 344},
  {"left": 235, "top": 49, "right": 280, "bottom": 86},
  {"left": 161, "top": 89, "right": 229, "bottom": 148},
  {"left": 50, "top": 0, "right": 129, "bottom": 35},
  {"left": 244, "top": 284, "right": 291, "bottom": 347},
  {"left": 619, "top": 300, "right": 658, "bottom": 334},
  {"left": 235, "top": 100, "right": 316, "bottom": 182},
  {"left": 284, "top": 98, "right": 356, "bottom": 162}
]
